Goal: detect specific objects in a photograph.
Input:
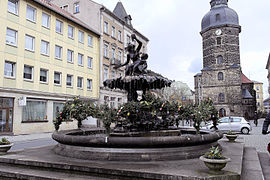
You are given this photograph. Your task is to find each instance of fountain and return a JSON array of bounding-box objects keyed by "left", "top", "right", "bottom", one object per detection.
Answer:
[{"left": 52, "top": 34, "right": 223, "bottom": 161}]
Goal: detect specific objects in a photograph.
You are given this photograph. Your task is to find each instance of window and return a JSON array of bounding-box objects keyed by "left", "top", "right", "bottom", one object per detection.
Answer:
[
  {"left": 25, "top": 35, "right": 35, "bottom": 51},
  {"left": 111, "top": 26, "right": 115, "bottom": 37},
  {"left": 104, "top": 96, "right": 109, "bottom": 104},
  {"left": 118, "top": 31, "right": 122, "bottom": 41},
  {"left": 218, "top": 93, "right": 225, "bottom": 102},
  {"left": 256, "top": 86, "right": 259, "bottom": 90},
  {"left": 22, "top": 100, "right": 47, "bottom": 122},
  {"left": 8, "top": 0, "right": 19, "bottom": 15},
  {"left": 68, "top": 25, "right": 74, "bottom": 39},
  {"left": 216, "top": 14, "right": 220, "bottom": 22},
  {"left": 118, "top": 98, "right": 122, "bottom": 107},
  {"left": 23, "top": 65, "right": 33, "bottom": 81},
  {"left": 111, "top": 71, "right": 115, "bottom": 78},
  {"left": 127, "top": 35, "right": 131, "bottom": 45},
  {"left": 231, "top": 117, "right": 241, "bottom": 123},
  {"left": 42, "top": 13, "right": 50, "bottom": 28},
  {"left": 78, "top": 53, "right": 84, "bottom": 66},
  {"left": 258, "top": 102, "right": 260, "bottom": 106},
  {"left": 217, "top": 37, "right": 221, "bottom": 45},
  {"left": 54, "top": 72, "right": 61, "bottom": 85},
  {"left": 104, "top": 67, "right": 108, "bottom": 81},
  {"left": 87, "top": 79, "right": 92, "bottom": 90},
  {"left": 26, "top": 5, "right": 36, "bottom": 22},
  {"left": 219, "top": 117, "right": 229, "bottom": 123},
  {"left": 88, "top": 35, "right": 93, "bottom": 46},
  {"left": 77, "top": 77, "right": 83, "bottom": 89},
  {"left": 74, "top": 2, "right": 79, "bottom": 13},
  {"left": 218, "top": 72, "right": 223, "bottom": 80},
  {"left": 118, "top": 51, "right": 122, "bottom": 62},
  {"left": 6, "top": 28, "right": 17, "bottom": 46},
  {"left": 67, "top": 49, "right": 74, "bottom": 63},
  {"left": 41, "top": 40, "right": 49, "bottom": 55},
  {"left": 55, "top": 45, "right": 62, "bottom": 59},
  {"left": 55, "top": 19, "right": 63, "bottom": 34},
  {"left": 112, "top": 48, "right": 115, "bottom": 59},
  {"left": 78, "top": 30, "right": 84, "bottom": 43},
  {"left": 40, "top": 69, "right": 48, "bottom": 83},
  {"left": 257, "top": 94, "right": 260, "bottom": 98},
  {"left": 104, "top": 44, "right": 108, "bottom": 57},
  {"left": 110, "top": 97, "right": 116, "bottom": 108},
  {"left": 217, "top": 55, "right": 223, "bottom": 64},
  {"left": 66, "top": 74, "right": 73, "bottom": 87},
  {"left": 104, "top": 21, "right": 108, "bottom": 34},
  {"left": 87, "top": 56, "right": 92, "bottom": 68},
  {"left": 53, "top": 102, "right": 64, "bottom": 120},
  {"left": 4, "top": 61, "right": 15, "bottom": 78}
]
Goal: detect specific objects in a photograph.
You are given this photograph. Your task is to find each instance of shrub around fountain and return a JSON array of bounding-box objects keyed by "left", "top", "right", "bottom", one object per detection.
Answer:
[{"left": 54, "top": 94, "right": 218, "bottom": 135}]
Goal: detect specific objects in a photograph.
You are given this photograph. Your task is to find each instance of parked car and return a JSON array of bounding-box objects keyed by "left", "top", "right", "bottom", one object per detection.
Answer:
[
  {"left": 267, "top": 143, "right": 270, "bottom": 153},
  {"left": 206, "top": 116, "right": 252, "bottom": 134}
]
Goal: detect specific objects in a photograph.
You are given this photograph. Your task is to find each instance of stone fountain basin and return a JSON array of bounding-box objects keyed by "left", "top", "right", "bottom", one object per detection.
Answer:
[
  {"left": 52, "top": 128, "right": 223, "bottom": 148},
  {"left": 52, "top": 128, "right": 223, "bottom": 161}
]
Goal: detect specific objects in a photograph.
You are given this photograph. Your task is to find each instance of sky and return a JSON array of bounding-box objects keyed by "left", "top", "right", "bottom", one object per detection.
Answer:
[{"left": 94, "top": 0, "right": 270, "bottom": 99}]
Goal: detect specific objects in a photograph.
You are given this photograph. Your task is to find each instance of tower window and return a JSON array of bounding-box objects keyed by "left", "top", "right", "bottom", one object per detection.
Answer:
[
  {"left": 217, "top": 37, "right": 221, "bottom": 45},
  {"left": 217, "top": 55, "right": 223, "bottom": 64},
  {"left": 218, "top": 72, "right": 223, "bottom": 80},
  {"left": 216, "top": 14, "right": 220, "bottom": 22},
  {"left": 218, "top": 93, "right": 225, "bottom": 102}
]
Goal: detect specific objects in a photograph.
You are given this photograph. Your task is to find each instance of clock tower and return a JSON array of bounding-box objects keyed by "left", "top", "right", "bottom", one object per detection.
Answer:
[{"left": 194, "top": 0, "right": 243, "bottom": 117}]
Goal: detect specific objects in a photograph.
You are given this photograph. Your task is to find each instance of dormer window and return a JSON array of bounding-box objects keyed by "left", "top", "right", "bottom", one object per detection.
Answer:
[{"left": 216, "top": 14, "right": 220, "bottom": 22}]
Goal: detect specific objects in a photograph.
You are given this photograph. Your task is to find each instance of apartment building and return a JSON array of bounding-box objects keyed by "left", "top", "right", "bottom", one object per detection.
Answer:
[
  {"left": 0, "top": 0, "right": 100, "bottom": 134},
  {"left": 52, "top": 0, "right": 149, "bottom": 108}
]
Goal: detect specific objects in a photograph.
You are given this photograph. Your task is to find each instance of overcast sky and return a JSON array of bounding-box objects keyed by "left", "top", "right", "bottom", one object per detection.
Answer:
[{"left": 94, "top": 0, "right": 270, "bottom": 99}]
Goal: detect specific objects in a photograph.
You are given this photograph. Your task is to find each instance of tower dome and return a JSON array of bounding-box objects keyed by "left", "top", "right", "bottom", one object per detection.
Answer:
[{"left": 201, "top": 0, "right": 240, "bottom": 32}]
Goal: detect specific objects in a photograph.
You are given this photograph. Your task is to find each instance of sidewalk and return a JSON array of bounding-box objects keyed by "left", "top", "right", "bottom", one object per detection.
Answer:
[{"left": 0, "top": 132, "right": 53, "bottom": 142}]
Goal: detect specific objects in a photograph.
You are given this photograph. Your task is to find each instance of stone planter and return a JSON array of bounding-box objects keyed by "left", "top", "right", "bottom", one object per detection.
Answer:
[
  {"left": 0, "top": 143, "right": 13, "bottom": 154},
  {"left": 200, "top": 156, "right": 231, "bottom": 174},
  {"left": 225, "top": 134, "right": 238, "bottom": 142}
]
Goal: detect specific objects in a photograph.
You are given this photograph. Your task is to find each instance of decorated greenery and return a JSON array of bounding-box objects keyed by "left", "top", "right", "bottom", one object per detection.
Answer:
[
  {"left": 54, "top": 95, "right": 218, "bottom": 135},
  {"left": 0, "top": 138, "right": 11, "bottom": 145},
  {"left": 204, "top": 146, "right": 225, "bottom": 159}
]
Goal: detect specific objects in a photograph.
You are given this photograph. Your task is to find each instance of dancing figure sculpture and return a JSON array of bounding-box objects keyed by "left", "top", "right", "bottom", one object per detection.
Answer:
[{"left": 113, "top": 34, "right": 148, "bottom": 76}]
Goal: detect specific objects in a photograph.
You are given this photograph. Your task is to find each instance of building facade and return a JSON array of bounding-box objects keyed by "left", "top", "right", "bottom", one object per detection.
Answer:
[
  {"left": 0, "top": 0, "right": 100, "bottom": 134},
  {"left": 194, "top": 0, "right": 256, "bottom": 119},
  {"left": 52, "top": 0, "right": 149, "bottom": 108},
  {"left": 253, "top": 81, "right": 264, "bottom": 112}
]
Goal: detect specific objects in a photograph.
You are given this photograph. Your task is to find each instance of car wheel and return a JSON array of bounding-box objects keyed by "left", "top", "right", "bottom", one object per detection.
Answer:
[{"left": 241, "top": 127, "right": 249, "bottom": 134}]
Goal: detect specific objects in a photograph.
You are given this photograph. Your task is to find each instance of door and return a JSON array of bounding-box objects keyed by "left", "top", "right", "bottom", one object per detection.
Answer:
[
  {"left": 0, "top": 109, "right": 12, "bottom": 132},
  {"left": 0, "top": 98, "right": 13, "bottom": 133},
  {"left": 230, "top": 117, "right": 242, "bottom": 131},
  {"left": 217, "top": 117, "right": 230, "bottom": 131}
]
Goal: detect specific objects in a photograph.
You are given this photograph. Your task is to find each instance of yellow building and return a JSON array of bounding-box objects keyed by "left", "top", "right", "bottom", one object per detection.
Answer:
[
  {"left": 0, "top": 0, "right": 100, "bottom": 135},
  {"left": 253, "top": 81, "right": 264, "bottom": 112}
]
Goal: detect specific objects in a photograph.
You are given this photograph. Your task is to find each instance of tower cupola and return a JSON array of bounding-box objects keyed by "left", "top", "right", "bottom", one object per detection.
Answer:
[{"left": 201, "top": 0, "right": 240, "bottom": 33}]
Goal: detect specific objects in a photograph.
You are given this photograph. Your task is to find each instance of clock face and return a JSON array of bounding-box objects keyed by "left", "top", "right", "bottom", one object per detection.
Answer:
[{"left": 215, "top": 29, "right": 222, "bottom": 35}]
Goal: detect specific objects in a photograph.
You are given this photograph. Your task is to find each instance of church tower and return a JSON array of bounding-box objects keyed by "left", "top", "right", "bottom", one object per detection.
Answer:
[{"left": 194, "top": 0, "right": 243, "bottom": 117}]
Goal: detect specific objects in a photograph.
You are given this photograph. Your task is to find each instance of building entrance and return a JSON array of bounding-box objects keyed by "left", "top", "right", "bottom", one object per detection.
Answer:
[{"left": 0, "top": 98, "right": 13, "bottom": 133}]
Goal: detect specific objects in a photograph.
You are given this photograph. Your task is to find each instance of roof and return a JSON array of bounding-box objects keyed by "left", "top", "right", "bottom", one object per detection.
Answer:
[
  {"left": 266, "top": 53, "right": 270, "bottom": 69},
  {"left": 252, "top": 80, "right": 263, "bottom": 84},
  {"left": 32, "top": 0, "right": 100, "bottom": 36},
  {"left": 242, "top": 89, "right": 253, "bottom": 99},
  {"left": 102, "top": 4, "right": 148, "bottom": 42},
  {"left": 113, "top": 2, "right": 128, "bottom": 22},
  {"left": 201, "top": 0, "right": 240, "bottom": 33},
  {"left": 242, "top": 73, "right": 253, "bottom": 84}
]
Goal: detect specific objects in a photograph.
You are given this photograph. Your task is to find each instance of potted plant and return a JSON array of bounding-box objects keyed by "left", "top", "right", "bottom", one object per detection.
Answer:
[
  {"left": 0, "top": 138, "right": 13, "bottom": 154},
  {"left": 200, "top": 146, "right": 230, "bottom": 174},
  {"left": 225, "top": 130, "right": 238, "bottom": 142}
]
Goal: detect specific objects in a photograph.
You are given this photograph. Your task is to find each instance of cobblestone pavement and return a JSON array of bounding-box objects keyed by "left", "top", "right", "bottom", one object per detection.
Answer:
[{"left": 239, "top": 118, "right": 269, "bottom": 153}]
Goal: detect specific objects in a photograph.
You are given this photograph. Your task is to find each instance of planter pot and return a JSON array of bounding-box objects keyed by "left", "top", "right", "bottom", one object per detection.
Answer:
[
  {"left": 225, "top": 134, "right": 238, "bottom": 142},
  {"left": 200, "top": 156, "right": 231, "bottom": 174},
  {"left": 0, "top": 143, "right": 13, "bottom": 154}
]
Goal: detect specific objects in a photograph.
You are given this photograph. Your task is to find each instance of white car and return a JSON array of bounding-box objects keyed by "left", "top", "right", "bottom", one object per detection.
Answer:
[{"left": 206, "top": 116, "right": 252, "bottom": 134}]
